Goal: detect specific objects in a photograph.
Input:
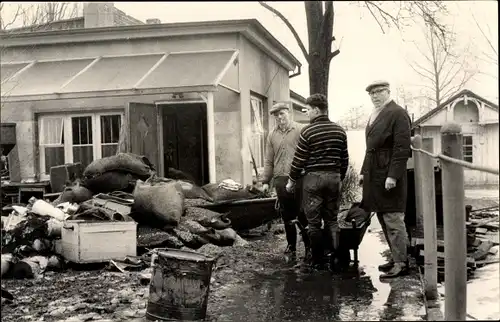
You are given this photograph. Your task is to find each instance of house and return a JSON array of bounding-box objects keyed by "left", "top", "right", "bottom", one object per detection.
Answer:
[
  {"left": 0, "top": 11, "right": 304, "bottom": 188},
  {"left": 289, "top": 90, "right": 309, "bottom": 124},
  {"left": 412, "top": 89, "right": 499, "bottom": 187}
]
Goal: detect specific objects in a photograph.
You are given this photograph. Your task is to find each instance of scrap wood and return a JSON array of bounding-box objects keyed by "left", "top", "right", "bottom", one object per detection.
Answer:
[
  {"left": 423, "top": 250, "right": 476, "bottom": 267},
  {"left": 475, "top": 259, "right": 500, "bottom": 267},
  {"left": 470, "top": 240, "right": 494, "bottom": 261},
  {"left": 470, "top": 205, "right": 499, "bottom": 213}
]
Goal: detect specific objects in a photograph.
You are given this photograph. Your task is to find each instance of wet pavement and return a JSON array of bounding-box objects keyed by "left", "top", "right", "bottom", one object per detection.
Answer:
[{"left": 213, "top": 219, "right": 426, "bottom": 321}]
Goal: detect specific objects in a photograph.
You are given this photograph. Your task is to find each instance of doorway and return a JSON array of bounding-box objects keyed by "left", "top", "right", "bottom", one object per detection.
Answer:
[{"left": 160, "top": 103, "right": 209, "bottom": 186}]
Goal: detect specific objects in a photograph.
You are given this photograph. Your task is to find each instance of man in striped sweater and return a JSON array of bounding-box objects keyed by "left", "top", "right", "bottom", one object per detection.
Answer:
[{"left": 286, "top": 93, "right": 349, "bottom": 270}]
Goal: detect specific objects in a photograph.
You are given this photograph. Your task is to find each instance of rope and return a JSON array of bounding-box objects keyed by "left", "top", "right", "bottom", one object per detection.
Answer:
[{"left": 411, "top": 146, "right": 499, "bottom": 175}]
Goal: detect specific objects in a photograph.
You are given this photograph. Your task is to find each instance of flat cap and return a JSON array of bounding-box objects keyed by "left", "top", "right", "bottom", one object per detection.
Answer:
[
  {"left": 269, "top": 102, "right": 290, "bottom": 114},
  {"left": 366, "top": 80, "right": 390, "bottom": 92}
]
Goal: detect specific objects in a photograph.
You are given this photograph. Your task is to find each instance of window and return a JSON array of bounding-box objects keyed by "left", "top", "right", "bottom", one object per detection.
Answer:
[
  {"left": 39, "top": 112, "right": 123, "bottom": 178},
  {"left": 463, "top": 135, "right": 473, "bottom": 163},
  {"left": 250, "top": 96, "right": 265, "bottom": 168}
]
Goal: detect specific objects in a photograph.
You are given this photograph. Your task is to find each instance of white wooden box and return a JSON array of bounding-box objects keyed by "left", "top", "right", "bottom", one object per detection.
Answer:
[{"left": 61, "top": 220, "right": 137, "bottom": 263}]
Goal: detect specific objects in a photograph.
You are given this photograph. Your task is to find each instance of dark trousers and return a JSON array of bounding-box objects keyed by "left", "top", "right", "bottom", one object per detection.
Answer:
[
  {"left": 301, "top": 171, "right": 342, "bottom": 265},
  {"left": 274, "top": 176, "right": 309, "bottom": 251}
]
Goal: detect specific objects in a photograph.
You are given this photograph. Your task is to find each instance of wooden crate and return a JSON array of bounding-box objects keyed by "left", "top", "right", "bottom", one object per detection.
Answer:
[{"left": 61, "top": 220, "right": 137, "bottom": 263}]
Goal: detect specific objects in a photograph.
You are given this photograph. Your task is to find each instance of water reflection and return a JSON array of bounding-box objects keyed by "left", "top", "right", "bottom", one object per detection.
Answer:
[
  {"left": 245, "top": 267, "right": 379, "bottom": 322},
  {"left": 378, "top": 279, "right": 405, "bottom": 321}
]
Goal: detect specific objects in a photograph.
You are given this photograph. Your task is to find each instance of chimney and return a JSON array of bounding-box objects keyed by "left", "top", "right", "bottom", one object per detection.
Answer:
[
  {"left": 146, "top": 18, "right": 161, "bottom": 24},
  {"left": 84, "top": 2, "right": 115, "bottom": 28}
]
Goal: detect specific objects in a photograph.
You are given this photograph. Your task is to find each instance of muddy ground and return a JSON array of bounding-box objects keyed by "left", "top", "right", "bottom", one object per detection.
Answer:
[
  {"left": 2, "top": 191, "right": 497, "bottom": 322},
  {"left": 1, "top": 225, "right": 288, "bottom": 322}
]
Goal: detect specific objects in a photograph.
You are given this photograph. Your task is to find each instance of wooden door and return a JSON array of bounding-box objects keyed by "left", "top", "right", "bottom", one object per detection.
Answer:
[{"left": 127, "top": 103, "right": 159, "bottom": 171}]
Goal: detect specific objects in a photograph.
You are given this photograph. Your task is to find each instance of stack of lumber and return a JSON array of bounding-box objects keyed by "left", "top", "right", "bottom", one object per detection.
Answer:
[{"left": 413, "top": 205, "right": 499, "bottom": 282}]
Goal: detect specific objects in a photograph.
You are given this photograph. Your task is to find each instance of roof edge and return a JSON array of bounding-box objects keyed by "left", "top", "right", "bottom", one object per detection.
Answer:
[
  {"left": 413, "top": 89, "right": 499, "bottom": 127},
  {"left": 0, "top": 19, "right": 301, "bottom": 69}
]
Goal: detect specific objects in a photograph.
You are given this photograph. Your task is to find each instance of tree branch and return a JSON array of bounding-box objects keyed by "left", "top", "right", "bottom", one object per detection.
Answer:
[
  {"left": 330, "top": 49, "right": 340, "bottom": 60},
  {"left": 409, "top": 61, "right": 437, "bottom": 84},
  {"left": 258, "top": 1, "right": 310, "bottom": 63}
]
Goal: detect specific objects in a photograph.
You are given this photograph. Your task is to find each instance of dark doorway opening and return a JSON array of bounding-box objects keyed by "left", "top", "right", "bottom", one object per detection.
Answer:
[{"left": 161, "top": 103, "right": 209, "bottom": 186}]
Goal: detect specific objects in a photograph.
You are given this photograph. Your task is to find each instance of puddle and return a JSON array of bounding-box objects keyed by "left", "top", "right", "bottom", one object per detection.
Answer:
[{"left": 213, "top": 219, "right": 425, "bottom": 321}]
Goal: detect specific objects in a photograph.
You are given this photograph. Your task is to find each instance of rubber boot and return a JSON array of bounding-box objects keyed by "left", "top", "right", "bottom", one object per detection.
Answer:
[
  {"left": 325, "top": 225, "right": 340, "bottom": 272},
  {"left": 309, "top": 232, "right": 325, "bottom": 270},
  {"left": 284, "top": 221, "right": 297, "bottom": 252}
]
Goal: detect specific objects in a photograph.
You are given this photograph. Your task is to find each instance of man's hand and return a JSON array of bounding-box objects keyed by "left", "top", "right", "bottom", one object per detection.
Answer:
[
  {"left": 262, "top": 183, "right": 269, "bottom": 192},
  {"left": 359, "top": 175, "right": 364, "bottom": 186},
  {"left": 385, "top": 177, "right": 396, "bottom": 190},
  {"left": 285, "top": 180, "right": 295, "bottom": 193}
]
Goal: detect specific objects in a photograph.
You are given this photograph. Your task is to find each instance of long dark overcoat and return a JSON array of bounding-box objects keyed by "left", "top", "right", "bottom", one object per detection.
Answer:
[{"left": 361, "top": 100, "right": 412, "bottom": 213}]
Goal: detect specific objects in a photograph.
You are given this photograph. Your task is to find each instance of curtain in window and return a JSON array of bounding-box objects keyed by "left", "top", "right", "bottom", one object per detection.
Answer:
[
  {"left": 41, "top": 117, "right": 65, "bottom": 174},
  {"left": 250, "top": 99, "right": 265, "bottom": 168}
]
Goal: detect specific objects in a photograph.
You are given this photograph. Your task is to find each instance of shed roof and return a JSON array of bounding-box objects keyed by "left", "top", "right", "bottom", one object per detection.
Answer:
[{"left": 1, "top": 49, "right": 239, "bottom": 102}]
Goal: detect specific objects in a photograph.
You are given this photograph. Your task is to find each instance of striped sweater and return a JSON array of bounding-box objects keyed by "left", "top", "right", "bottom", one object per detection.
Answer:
[{"left": 289, "top": 115, "right": 349, "bottom": 182}]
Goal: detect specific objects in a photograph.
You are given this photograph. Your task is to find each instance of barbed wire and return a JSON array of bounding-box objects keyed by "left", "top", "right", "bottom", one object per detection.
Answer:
[{"left": 411, "top": 146, "right": 500, "bottom": 176}]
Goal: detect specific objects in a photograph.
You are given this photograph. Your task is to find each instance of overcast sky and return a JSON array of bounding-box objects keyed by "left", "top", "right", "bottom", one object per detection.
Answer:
[{"left": 2, "top": 1, "right": 498, "bottom": 120}]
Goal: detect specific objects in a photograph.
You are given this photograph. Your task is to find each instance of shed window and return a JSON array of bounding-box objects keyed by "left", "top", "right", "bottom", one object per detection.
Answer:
[
  {"left": 38, "top": 112, "right": 124, "bottom": 179},
  {"left": 463, "top": 135, "right": 473, "bottom": 163},
  {"left": 250, "top": 96, "right": 265, "bottom": 169}
]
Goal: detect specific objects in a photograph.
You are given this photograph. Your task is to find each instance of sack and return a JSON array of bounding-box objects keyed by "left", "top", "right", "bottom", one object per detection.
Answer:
[
  {"left": 202, "top": 183, "right": 262, "bottom": 202},
  {"left": 338, "top": 202, "right": 371, "bottom": 229},
  {"left": 176, "top": 180, "right": 213, "bottom": 202},
  {"left": 56, "top": 181, "right": 93, "bottom": 204},
  {"left": 83, "top": 153, "right": 154, "bottom": 178},
  {"left": 82, "top": 171, "right": 137, "bottom": 194},
  {"left": 132, "top": 179, "right": 185, "bottom": 227}
]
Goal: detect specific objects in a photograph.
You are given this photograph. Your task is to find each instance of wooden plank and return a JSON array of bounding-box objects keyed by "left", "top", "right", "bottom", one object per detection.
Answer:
[{"left": 420, "top": 250, "right": 476, "bottom": 266}]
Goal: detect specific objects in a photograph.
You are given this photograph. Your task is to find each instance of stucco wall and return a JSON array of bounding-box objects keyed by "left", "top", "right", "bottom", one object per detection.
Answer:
[{"left": 214, "top": 87, "right": 242, "bottom": 182}]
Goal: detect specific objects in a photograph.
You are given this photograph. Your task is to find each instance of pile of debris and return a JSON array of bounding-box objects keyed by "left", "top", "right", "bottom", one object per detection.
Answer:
[
  {"left": 1, "top": 153, "right": 272, "bottom": 280},
  {"left": 414, "top": 205, "right": 499, "bottom": 282}
]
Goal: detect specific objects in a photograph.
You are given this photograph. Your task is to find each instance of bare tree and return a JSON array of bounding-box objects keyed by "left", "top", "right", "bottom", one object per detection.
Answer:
[
  {"left": 338, "top": 105, "right": 367, "bottom": 130},
  {"left": 407, "top": 21, "right": 477, "bottom": 107},
  {"left": 0, "top": 2, "right": 80, "bottom": 31},
  {"left": 470, "top": 12, "right": 498, "bottom": 81},
  {"left": 259, "top": 1, "right": 448, "bottom": 98}
]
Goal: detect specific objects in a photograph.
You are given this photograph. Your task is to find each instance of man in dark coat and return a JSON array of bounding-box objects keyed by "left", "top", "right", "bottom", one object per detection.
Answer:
[{"left": 360, "top": 80, "right": 412, "bottom": 278}]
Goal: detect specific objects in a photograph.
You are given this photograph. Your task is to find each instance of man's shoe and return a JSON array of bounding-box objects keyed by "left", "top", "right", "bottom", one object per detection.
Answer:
[
  {"left": 378, "top": 261, "right": 395, "bottom": 272},
  {"left": 379, "top": 263, "right": 409, "bottom": 278}
]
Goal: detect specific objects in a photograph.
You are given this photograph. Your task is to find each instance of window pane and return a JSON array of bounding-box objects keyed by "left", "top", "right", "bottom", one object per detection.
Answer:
[
  {"left": 101, "top": 144, "right": 118, "bottom": 158},
  {"left": 463, "top": 136, "right": 473, "bottom": 145},
  {"left": 101, "top": 115, "right": 121, "bottom": 144},
  {"left": 44, "top": 147, "right": 65, "bottom": 174},
  {"left": 72, "top": 116, "right": 93, "bottom": 145},
  {"left": 73, "top": 146, "right": 93, "bottom": 168}
]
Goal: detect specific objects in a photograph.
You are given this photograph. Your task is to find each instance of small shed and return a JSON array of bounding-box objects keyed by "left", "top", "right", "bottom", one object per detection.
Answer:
[{"left": 412, "top": 89, "right": 499, "bottom": 187}]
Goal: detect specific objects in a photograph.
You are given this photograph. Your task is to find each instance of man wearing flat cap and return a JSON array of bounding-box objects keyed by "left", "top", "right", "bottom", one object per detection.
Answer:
[
  {"left": 262, "top": 102, "right": 310, "bottom": 261},
  {"left": 360, "top": 80, "right": 412, "bottom": 278}
]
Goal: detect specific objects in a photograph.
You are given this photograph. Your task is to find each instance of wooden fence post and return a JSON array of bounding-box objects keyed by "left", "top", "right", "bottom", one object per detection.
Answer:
[
  {"left": 421, "top": 147, "right": 439, "bottom": 301},
  {"left": 412, "top": 135, "right": 424, "bottom": 239},
  {"left": 440, "top": 123, "right": 467, "bottom": 321},
  {"left": 413, "top": 135, "right": 439, "bottom": 301}
]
